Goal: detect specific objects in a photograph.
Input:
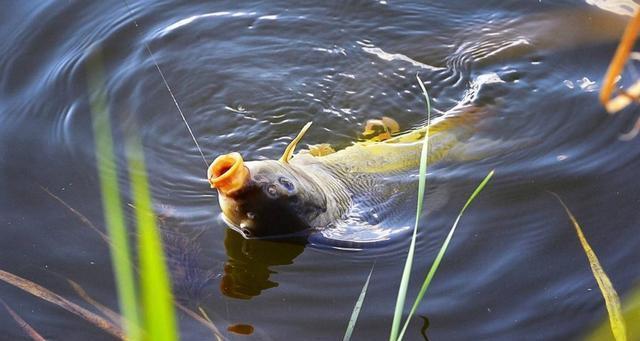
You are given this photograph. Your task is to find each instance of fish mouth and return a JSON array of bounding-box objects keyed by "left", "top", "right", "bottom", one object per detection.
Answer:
[
  {"left": 208, "top": 152, "right": 254, "bottom": 236},
  {"left": 207, "top": 152, "right": 250, "bottom": 195},
  {"left": 219, "top": 212, "right": 254, "bottom": 238}
]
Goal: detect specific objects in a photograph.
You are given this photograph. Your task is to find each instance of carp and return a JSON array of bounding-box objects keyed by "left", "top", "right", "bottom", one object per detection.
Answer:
[
  {"left": 207, "top": 102, "right": 488, "bottom": 239},
  {"left": 205, "top": 6, "right": 633, "bottom": 239}
]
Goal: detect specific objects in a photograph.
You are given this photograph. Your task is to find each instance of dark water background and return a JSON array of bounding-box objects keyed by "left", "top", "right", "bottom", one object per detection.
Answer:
[{"left": 2, "top": 0, "right": 640, "bottom": 340}]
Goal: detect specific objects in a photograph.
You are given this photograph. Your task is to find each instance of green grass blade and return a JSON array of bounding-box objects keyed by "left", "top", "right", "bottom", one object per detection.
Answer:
[
  {"left": 390, "top": 75, "right": 432, "bottom": 341},
  {"left": 86, "top": 50, "right": 141, "bottom": 341},
  {"left": 551, "top": 193, "right": 627, "bottom": 341},
  {"left": 126, "top": 134, "right": 179, "bottom": 341},
  {"left": 343, "top": 264, "right": 375, "bottom": 341},
  {"left": 587, "top": 283, "right": 640, "bottom": 341},
  {"left": 398, "top": 170, "right": 494, "bottom": 340}
]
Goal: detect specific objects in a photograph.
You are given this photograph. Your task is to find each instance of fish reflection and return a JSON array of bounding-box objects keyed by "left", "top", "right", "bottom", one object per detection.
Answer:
[{"left": 220, "top": 228, "right": 306, "bottom": 299}]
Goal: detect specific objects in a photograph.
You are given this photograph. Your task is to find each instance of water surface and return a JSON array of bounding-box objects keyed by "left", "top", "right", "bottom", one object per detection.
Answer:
[{"left": 2, "top": 1, "right": 640, "bottom": 340}]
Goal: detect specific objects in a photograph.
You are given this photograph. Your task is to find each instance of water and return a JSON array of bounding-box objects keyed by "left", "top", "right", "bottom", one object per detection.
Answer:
[{"left": 2, "top": 1, "right": 640, "bottom": 340}]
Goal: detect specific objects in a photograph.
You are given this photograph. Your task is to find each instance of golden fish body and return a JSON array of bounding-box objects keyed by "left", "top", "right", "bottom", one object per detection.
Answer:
[{"left": 208, "top": 105, "right": 484, "bottom": 238}]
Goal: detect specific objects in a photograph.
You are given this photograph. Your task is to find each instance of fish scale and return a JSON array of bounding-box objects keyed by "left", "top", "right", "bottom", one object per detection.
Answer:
[{"left": 291, "top": 105, "right": 483, "bottom": 228}]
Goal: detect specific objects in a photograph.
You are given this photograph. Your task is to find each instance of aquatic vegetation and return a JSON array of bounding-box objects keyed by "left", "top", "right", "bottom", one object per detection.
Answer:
[
  {"left": 1, "top": 299, "right": 47, "bottom": 341},
  {"left": 67, "top": 278, "right": 122, "bottom": 324},
  {"left": 0, "top": 269, "right": 124, "bottom": 339},
  {"left": 39, "top": 185, "right": 110, "bottom": 244},
  {"left": 175, "top": 304, "right": 223, "bottom": 339},
  {"left": 87, "top": 50, "right": 178, "bottom": 340},
  {"left": 397, "top": 170, "right": 494, "bottom": 340},
  {"left": 343, "top": 264, "right": 374, "bottom": 341},
  {"left": 551, "top": 193, "right": 626, "bottom": 341},
  {"left": 127, "top": 134, "right": 179, "bottom": 341},
  {"left": 588, "top": 283, "right": 640, "bottom": 341},
  {"left": 87, "top": 51, "right": 141, "bottom": 340},
  {"left": 600, "top": 9, "right": 640, "bottom": 140},
  {"left": 600, "top": 10, "right": 640, "bottom": 114},
  {"left": 40, "top": 172, "right": 225, "bottom": 339},
  {"left": 387, "top": 75, "right": 495, "bottom": 340},
  {"left": 390, "top": 75, "right": 434, "bottom": 341}
]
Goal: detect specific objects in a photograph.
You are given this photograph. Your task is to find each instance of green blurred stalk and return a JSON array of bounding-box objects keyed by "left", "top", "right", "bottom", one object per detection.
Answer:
[
  {"left": 88, "top": 48, "right": 178, "bottom": 340},
  {"left": 126, "top": 133, "right": 179, "bottom": 341},
  {"left": 87, "top": 51, "right": 141, "bottom": 341}
]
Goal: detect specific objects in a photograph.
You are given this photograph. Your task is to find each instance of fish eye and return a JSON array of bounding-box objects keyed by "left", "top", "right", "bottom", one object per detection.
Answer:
[
  {"left": 278, "top": 177, "right": 295, "bottom": 192},
  {"left": 266, "top": 184, "right": 278, "bottom": 198}
]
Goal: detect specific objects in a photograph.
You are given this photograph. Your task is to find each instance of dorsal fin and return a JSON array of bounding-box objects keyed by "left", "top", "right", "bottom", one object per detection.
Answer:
[{"left": 279, "top": 122, "right": 313, "bottom": 163}]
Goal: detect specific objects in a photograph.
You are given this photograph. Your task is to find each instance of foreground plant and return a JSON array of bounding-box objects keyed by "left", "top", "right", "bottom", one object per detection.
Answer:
[
  {"left": 40, "top": 178, "right": 225, "bottom": 339},
  {"left": 389, "top": 75, "right": 434, "bottom": 341},
  {"left": 1, "top": 298, "right": 47, "bottom": 341},
  {"left": 588, "top": 284, "right": 640, "bottom": 341},
  {"left": 397, "top": 170, "right": 494, "bottom": 340},
  {"left": 343, "top": 264, "right": 374, "bottom": 341},
  {"left": 87, "top": 50, "right": 142, "bottom": 340},
  {"left": 599, "top": 10, "right": 640, "bottom": 140},
  {"left": 600, "top": 10, "right": 640, "bottom": 114},
  {"left": 551, "top": 193, "right": 626, "bottom": 341},
  {"left": 87, "top": 49, "right": 178, "bottom": 341},
  {"left": 0, "top": 270, "right": 123, "bottom": 339},
  {"left": 389, "top": 75, "right": 495, "bottom": 341}
]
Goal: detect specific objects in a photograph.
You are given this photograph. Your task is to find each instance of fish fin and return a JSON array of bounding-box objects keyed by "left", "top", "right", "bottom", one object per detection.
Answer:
[
  {"left": 279, "top": 122, "right": 313, "bottom": 163},
  {"left": 361, "top": 116, "right": 400, "bottom": 142},
  {"left": 382, "top": 105, "right": 493, "bottom": 145},
  {"left": 307, "top": 143, "right": 336, "bottom": 156}
]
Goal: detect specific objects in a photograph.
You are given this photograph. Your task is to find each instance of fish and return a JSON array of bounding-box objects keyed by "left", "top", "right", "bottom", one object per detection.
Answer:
[
  {"left": 203, "top": 5, "right": 637, "bottom": 239},
  {"left": 207, "top": 102, "right": 489, "bottom": 239}
]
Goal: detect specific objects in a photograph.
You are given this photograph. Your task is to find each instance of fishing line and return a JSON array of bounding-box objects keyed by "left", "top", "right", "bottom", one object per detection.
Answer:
[{"left": 122, "top": 0, "right": 209, "bottom": 168}]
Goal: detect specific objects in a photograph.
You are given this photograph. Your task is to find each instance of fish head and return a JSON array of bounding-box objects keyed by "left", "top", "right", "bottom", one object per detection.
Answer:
[{"left": 208, "top": 152, "right": 326, "bottom": 238}]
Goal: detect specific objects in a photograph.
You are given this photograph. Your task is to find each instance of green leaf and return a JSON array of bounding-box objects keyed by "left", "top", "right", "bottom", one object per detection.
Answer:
[
  {"left": 551, "top": 193, "right": 627, "bottom": 341},
  {"left": 343, "top": 264, "right": 375, "bottom": 341},
  {"left": 88, "top": 48, "right": 178, "bottom": 341},
  {"left": 127, "top": 134, "right": 179, "bottom": 341},
  {"left": 587, "top": 284, "right": 640, "bottom": 341},
  {"left": 398, "top": 170, "right": 494, "bottom": 340},
  {"left": 390, "top": 74, "right": 432, "bottom": 341},
  {"left": 86, "top": 50, "right": 141, "bottom": 341}
]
